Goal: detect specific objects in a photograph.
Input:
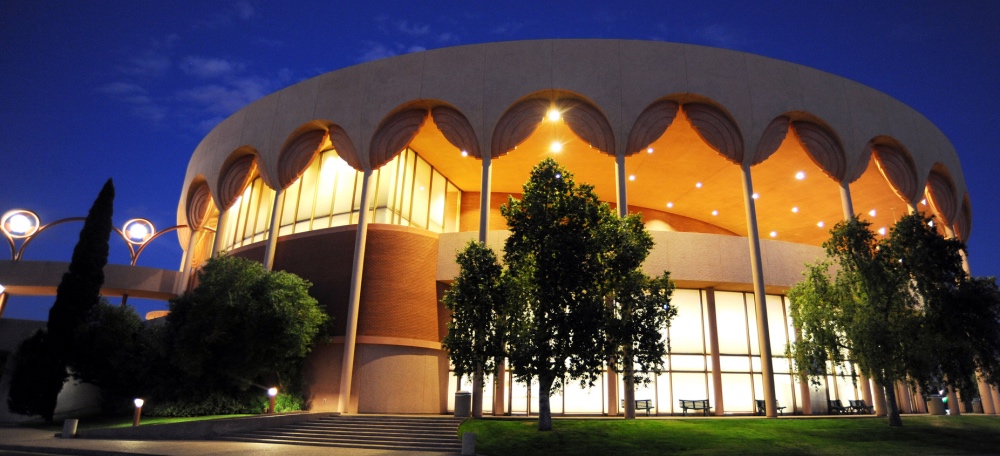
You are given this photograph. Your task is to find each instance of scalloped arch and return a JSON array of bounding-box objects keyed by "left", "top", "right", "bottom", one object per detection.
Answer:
[
  {"left": 491, "top": 98, "right": 548, "bottom": 158},
  {"left": 431, "top": 106, "right": 481, "bottom": 159},
  {"left": 791, "top": 121, "right": 846, "bottom": 182},
  {"left": 328, "top": 125, "right": 361, "bottom": 171},
  {"left": 955, "top": 193, "right": 971, "bottom": 241},
  {"left": 561, "top": 99, "right": 615, "bottom": 156},
  {"left": 278, "top": 128, "right": 329, "bottom": 189},
  {"left": 872, "top": 142, "right": 919, "bottom": 204},
  {"left": 625, "top": 100, "right": 679, "bottom": 157},
  {"left": 749, "top": 116, "right": 790, "bottom": 166},
  {"left": 370, "top": 108, "right": 428, "bottom": 169},
  {"left": 684, "top": 103, "right": 744, "bottom": 165},
  {"left": 217, "top": 152, "right": 258, "bottom": 210},
  {"left": 925, "top": 163, "right": 958, "bottom": 224},
  {"left": 186, "top": 180, "right": 214, "bottom": 231}
]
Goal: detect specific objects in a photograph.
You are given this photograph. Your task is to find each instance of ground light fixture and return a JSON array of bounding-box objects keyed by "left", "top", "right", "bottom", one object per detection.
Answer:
[
  {"left": 268, "top": 387, "right": 278, "bottom": 414},
  {"left": 133, "top": 398, "right": 144, "bottom": 427}
]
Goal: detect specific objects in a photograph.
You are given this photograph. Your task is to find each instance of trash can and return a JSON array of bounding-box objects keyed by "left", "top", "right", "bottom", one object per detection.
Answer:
[
  {"left": 926, "top": 396, "right": 945, "bottom": 415},
  {"left": 454, "top": 391, "right": 472, "bottom": 418},
  {"left": 972, "top": 398, "right": 983, "bottom": 414}
]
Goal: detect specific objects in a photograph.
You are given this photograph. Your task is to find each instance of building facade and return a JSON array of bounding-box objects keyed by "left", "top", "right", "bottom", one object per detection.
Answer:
[{"left": 173, "top": 39, "right": 987, "bottom": 416}]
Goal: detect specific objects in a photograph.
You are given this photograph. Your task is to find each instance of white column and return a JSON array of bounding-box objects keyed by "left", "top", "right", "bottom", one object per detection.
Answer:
[
  {"left": 263, "top": 188, "right": 284, "bottom": 271},
  {"left": 705, "top": 288, "right": 724, "bottom": 415},
  {"left": 338, "top": 169, "right": 374, "bottom": 414},
  {"left": 211, "top": 209, "right": 228, "bottom": 256},
  {"left": 740, "top": 163, "right": 778, "bottom": 417},
  {"left": 615, "top": 154, "right": 627, "bottom": 216},
  {"left": 839, "top": 181, "right": 854, "bottom": 220},
  {"left": 478, "top": 154, "right": 492, "bottom": 243},
  {"left": 178, "top": 230, "right": 200, "bottom": 294},
  {"left": 977, "top": 375, "right": 996, "bottom": 414}
]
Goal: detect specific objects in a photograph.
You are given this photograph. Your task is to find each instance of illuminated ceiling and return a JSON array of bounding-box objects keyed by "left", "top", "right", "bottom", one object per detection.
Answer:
[{"left": 409, "top": 108, "right": 926, "bottom": 248}]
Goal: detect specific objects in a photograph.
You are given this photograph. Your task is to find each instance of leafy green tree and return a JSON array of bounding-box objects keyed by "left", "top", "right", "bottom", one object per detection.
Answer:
[
  {"left": 601, "top": 213, "right": 676, "bottom": 419},
  {"left": 71, "top": 299, "right": 146, "bottom": 410},
  {"left": 7, "top": 179, "right": 115, "bottom": 422},
  {"left": 789, "top": 213, "right": 1000, "bottom": 426},
  {"left": 442, "top": 241, "right": 509, "bottom": 418},
  {"left": 164, "top": 255, "right": 328, "bottom": 402},
  {"left": 501, "top": 159, "right": 614, "bottom": 431}
]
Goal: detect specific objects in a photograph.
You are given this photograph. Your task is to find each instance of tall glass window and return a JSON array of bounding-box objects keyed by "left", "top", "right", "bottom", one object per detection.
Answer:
[{"left": 220, "top": 147, "right": 461, "bottom": 252}]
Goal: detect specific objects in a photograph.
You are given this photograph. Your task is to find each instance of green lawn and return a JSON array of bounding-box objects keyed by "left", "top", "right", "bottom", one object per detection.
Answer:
[
  {"left": 29, "top": 414, "right": 254, "bottom": 432},
  {"left": 460, "top": 416, "right": 1000, "bottom": 455}
]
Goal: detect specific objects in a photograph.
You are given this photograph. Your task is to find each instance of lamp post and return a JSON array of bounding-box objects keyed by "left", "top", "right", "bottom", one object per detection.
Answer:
[
  {"left": 133, "top": 398, "right": 144, "bottom": 427},
  {"left": 268, "top": 387, "right": 278, "bottom": 414}
]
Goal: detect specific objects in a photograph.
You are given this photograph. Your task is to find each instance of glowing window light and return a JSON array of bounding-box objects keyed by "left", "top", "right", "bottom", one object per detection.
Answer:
[
  {"left": 628, "top": 175, "right": 636, "bottom": 181},
  {"left": 869, "top": 209, "right": 877, "bottom": 217},
  {"left": 752, "top": 193, "right": 759, "bottom": 199},
  {"left": 795, "top": 171, "right": 806, "bottom": 180},
  {"left": 547, "top": 108, "right": 561, "bottom": 121},
  {"left": 817, "top": 221, "right": 825, "bottom": 228},
  {"left": 711, "top": 210, "right": 718, "bottom": 216},
  {"left": 647, "top": 147, "right": 654, "bottom": 154},
  {"left": 769, "top": 231, "right": 777, "bottom": 238},
  {"left": 550, "top": 141, "right": 563, "bottom": 152},
  {"left": 791, "top": 207, "right": 799, "bottom": 213},
  {"left": 695, "top": 182, "right": 703, "bottom": 188},
  {"left": 666, "top": 202, "right": 674, "bottom": 208}
]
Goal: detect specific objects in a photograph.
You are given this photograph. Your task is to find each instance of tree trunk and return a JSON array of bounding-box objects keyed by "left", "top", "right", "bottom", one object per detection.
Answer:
[
  {"left": 884, "top": 383, "right": 902, "bottom": 426},
  {"left": 472, "top": 367, "right": 484, "bottom": 418},
  {"left": 538, "top": 374, "right": 554, "bottom": 431},
  {"left": 624, "top": 363, "right": 636, "bottom": 419}
]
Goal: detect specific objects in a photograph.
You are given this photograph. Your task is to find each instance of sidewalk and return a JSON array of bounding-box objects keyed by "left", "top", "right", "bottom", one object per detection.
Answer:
[{"left": 0, "top": 427, "right": 460, "bottom": 456}]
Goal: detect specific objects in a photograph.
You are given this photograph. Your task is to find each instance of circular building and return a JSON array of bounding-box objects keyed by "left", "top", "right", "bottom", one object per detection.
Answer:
[{"left": 176, "top": 39, "right": 971, "bottom": 416}]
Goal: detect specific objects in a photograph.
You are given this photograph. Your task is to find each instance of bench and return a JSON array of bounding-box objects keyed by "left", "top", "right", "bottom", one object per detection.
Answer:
[
  {"left": 679, "top": 399, "right": 711, "bottom": 416},
  {"left": 828, "top": 399, "right": 849, "bottom": 414},
  {"left": 621, "top": 399, "right": 654, "bottom": 416},
  {"left": 849, "top": 399, "right": 874, "bottom": 414},
  {"left": 755, "top": 399, "right": 786, "bottom": 416}
]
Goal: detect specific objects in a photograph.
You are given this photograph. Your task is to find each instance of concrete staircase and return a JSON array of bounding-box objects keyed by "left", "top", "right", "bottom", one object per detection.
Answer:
[{"left": 219, "top": 414, "right": 465, "bottom": 453}]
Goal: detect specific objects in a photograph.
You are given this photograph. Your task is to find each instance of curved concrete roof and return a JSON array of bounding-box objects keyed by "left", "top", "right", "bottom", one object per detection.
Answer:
[{"left": 177, "top": 39, "right": 967, "bottom": 244}]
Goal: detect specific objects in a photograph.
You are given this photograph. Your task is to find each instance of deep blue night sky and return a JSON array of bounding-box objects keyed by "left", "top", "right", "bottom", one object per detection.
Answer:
[{"left": 2, "top": 1, "right": 999, "bottom": 320}]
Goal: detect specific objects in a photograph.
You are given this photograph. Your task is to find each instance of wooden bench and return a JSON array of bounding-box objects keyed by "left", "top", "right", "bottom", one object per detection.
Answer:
[
  {"left": 679, "top": 399, "right": 711, "bottom": 416},
  {"left": 621, "top": 399, "right": 654, "bottom": 416},
  {"left": 755, "top": 399, "right": 786, "bottom": 416},
  {"left": 828, "top": 399, "right": 849, "bottom": 414},
  {"left": 849, "top": 399, "right": 874, "bottom": 414}
]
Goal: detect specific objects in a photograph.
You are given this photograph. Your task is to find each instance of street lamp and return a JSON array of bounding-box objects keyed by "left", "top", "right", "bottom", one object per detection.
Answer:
[
  {"left": 268, "top": 387, "right": 278, "bottom": 414},
  {"left": 133, "top": 398, "right": 144, "bottom": 427}
]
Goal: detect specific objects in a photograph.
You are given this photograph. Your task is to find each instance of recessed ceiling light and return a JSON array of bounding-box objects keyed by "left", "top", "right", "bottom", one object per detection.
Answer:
[
  {"left": 878, "top": 227, "right": 887, "bottom": 235},
  {"left": 711, "top": 210, "right": 718, "bottom": 216},
  {"left": 869, "top": 209, "right": 877, "bottom": 217},
  {"left": 647, "top": 147, "right": 654, "bottom": 154},
  {"left": 666, "top": 202, "right": 674, "bottom": 208},
  {"left": 555, "top": 173, "right": 561, "bottom": 179},
  {"left": 629, "top": 175, "right": 636, "bottom": 181},
  {"left": 460, "top": 150, "right": 468, "bottom": 157},
  {"left": 928, "top": 220, "right": 935, "bottom": 227},
  {"left": 791, "top": 206, "right": 799, "bottom": 213},
  {"left": 817, "top": 221, "right": 825, "bottom": 228},
  {"left": 769, "top": 231, "right": 777, "bottom": 238},
  {"left": 795, "top": 171, "right": 806, "bottom": 180},
  {"left": 547, "top": 108, "right": 561, "bottom": 121},
  {"left": 695, "top": 182, "right": 703, "bottom": 188},
  {"left": 752, "top": 192, "right": 759, "bottom": 199},
  {"left": 550, "top": 141, "right": 563, "bottom": 152},
  {"left": 921, "top": 199, "right": 927, "bottom": 205}
]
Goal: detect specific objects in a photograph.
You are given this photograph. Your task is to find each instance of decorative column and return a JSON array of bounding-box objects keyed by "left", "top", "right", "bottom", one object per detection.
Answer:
[
  {"left": 740, "top": 163, "right": 778, "bottom": 417},
  {"left": 705, "top": 288, "right": 724, "bottom": 415},
  {"left": 605, "top": 153, "right": 629, "bottom": 416},
  {"left": 946, "top": 385, "right": 961, "bottom": 415},
  {"left": 263, "top": 188, "right": 284, "bottom": 271},
  {"left": 977, "top": 376, "right": 995, "bottom": 414},
  {"left": 794, "top": 327, "right": 812, "bottom": 415},
  {"left": 211, "top": 209, "right": 228, "bottom": 256},
  {"left": 991, "top": 386, "right": 1000, "bottom": 416},
  {"left": 839, "top": 181, "right": 854, "bottom": 219},
  {"left": 615, "top": 154, "right": 627, "bottom": 216},
  {"left": 178, "top": 230, "right": 201, "bottom": 294},
  {"left": 338, "top": 169, "right": 373, "bottom": 414},
  {"left": 478, "top": 154, "right": 492, "bottom": 242},
  {"left": 872, "top": 381, "right": 887, "bottom": 417}
]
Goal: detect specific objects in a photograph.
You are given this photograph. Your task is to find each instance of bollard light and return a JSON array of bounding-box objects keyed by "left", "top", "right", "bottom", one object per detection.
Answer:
[
  {"left": 133, "top": 398, "right": 144, "bottom": 427},
  {"left": 268, "top": 387, "right": 278, "bottom": 414}
]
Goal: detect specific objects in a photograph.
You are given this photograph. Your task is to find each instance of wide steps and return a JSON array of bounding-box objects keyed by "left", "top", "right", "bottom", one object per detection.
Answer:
[{"left": 219, "top": 415, "right": 464, "bottom": 452}]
